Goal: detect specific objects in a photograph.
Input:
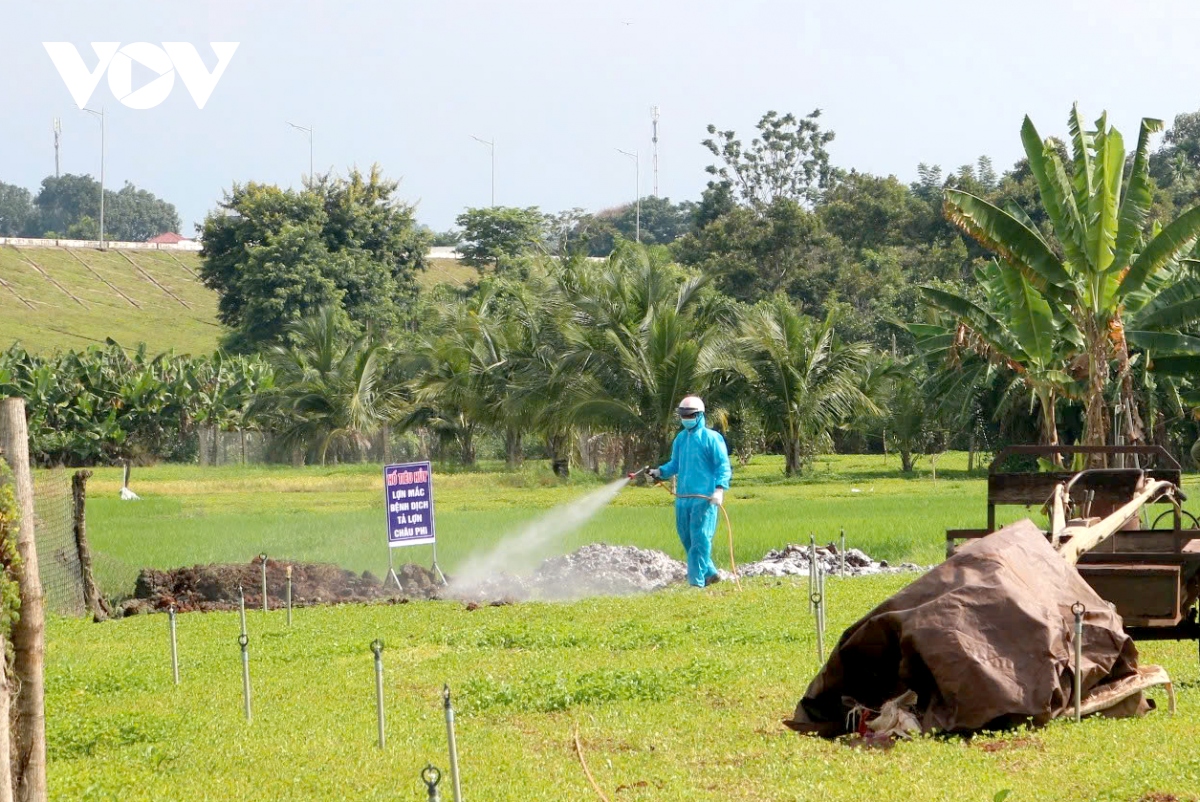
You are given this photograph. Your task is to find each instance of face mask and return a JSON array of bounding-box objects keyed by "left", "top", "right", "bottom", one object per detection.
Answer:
[{"left": 681, "top": 417, "right": 699, "bottom": 430}]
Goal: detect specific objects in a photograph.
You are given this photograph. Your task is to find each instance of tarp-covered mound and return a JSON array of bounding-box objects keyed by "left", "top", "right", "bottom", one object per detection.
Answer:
[{"left": 786, "top": 519, "right": 1148, "bottom": 735}]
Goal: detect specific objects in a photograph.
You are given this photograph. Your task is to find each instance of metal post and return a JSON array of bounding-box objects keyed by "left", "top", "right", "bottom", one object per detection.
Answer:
[
  {"left": 168, "top": 605, "right": 179, "bottom": 685},
  {"left": 372, "top": 640, "right": 385, "bottom": 749},
  {"left": 811, "top": 592, "right": 824, "bottom": 662},
  {"left": 261, "top": 554, "right": 268, "bottom": 613},
  {"left": 1072, "top": 602, "right": 1084, "bottom": 722},
  {"left": 651, "top": 105, "right": 659, "bottom": 197},
  {"left": 818, "top": 563, "right": 826, "bottom": 634},
  {"left": 431, "top": 540, "right": 447, "bottom": 586},
  {"left": 82, "top": 106, "right": 106, "bottom": 248},
  {"left": 53, "top": 118, "right": 62, "bottom": 178},
  {"left": 237, "top": 584, "right": 247, "bottom": 638},
  {"left": 808, "top": 533, "right": 817, "bottom": 613},
  {"left": 286, "top": 566, "right": 293, "bottom": 626},
  {"left": 443, "top": 684, "right": 462, "bottom": 802},
  {"left": 239, "top": 634, "right": 252, "bottom": 722},
  {"left": 386, "top": 546, "right": 403, "bottom": 591},
  {"left": 288, "top": 122, "right": 314, "bottom": 184},
  {"left": 421, "top": 766, "right": 443, "bottom": 802},
  {"left": 616, "top": 148, "right": 640, "bottom": 242},
  {"left": 471, "top": 136, "right": 495, "bottom": 207},
  {"left": 840, "top": 529, "right": 846, "bottom": 578},
  {"left": 98, "top": 108, "right": 105, "bottom": 249}
]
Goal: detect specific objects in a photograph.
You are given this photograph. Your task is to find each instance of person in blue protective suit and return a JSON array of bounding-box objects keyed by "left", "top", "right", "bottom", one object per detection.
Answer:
[{"left": 647, "top": 395, "right": 732, "bottom": 587}]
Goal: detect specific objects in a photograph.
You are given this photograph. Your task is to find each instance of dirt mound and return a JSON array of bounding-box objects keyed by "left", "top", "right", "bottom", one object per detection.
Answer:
[{"left": 123, "top": 556, "right": 440, "bottom": 615}]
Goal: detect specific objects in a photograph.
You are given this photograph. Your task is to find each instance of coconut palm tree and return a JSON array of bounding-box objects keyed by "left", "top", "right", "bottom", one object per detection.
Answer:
[
  {"left": 738, "top": 296, "right": 875, "bottom": 475},
  {"left": 258, "top": 306, "right": 397, "bottom": 465},
  {"left": 558, "top": 243, "right": 745, "bottom": 469},
  {"left": 944, "top": 105, "right": 1200, "bottom": 450}
]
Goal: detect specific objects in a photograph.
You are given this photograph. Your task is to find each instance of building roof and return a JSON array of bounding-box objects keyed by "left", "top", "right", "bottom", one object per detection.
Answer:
[{"left": 146, "top": 232, "right": 190, "bottom": 244}]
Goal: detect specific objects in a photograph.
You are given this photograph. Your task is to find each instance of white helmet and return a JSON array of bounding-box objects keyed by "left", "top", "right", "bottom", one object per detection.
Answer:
[{"left": 677, "top": 395, "right": 705, "bottom": 416}]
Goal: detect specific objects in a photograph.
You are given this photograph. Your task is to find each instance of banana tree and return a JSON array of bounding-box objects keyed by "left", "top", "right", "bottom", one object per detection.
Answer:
[
  {"left": 944, "top": 105, "right": 1200, "bottom": 450},
  {"left": 919, "top": 260, "right": 1082, "bottom": 452}
]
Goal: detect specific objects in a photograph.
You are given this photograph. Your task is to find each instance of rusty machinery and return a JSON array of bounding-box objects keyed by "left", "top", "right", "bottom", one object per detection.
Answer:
[{"left": 947, "top": 445, "right": 1200, "bottom": 657}]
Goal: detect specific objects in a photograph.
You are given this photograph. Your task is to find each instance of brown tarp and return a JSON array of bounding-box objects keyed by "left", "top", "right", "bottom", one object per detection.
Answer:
[{"left": 786, "top": 519, "right": 1144, "bottom": 734}]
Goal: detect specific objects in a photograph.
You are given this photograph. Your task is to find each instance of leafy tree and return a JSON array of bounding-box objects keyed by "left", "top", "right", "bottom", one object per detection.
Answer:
[
  {"left": 0, "top": 182, "right": 33, "bottom": 236},
  {"left": 604, "top": 197, "right": 696, "bottom": 248},
  {"left": 738, "top": 297, "right": 874, "bottom": 474},
  {"left": 105, "top": 183, "right": 183, "bottom": 241},
  {"left": 429, "top": 229, "right": 462, "bottom": 247},
  {"left": 200, "top": 167, "right": 429, "bottom": 352},
  {"left": 820, "top": 172, "right": 923, "bottom": 253},
  {"left": 31, "top": 174, "right": 180, "bottom": 241},
  {"left": 454, "top": 206, "right": 548, "bottom": 269},
  {"left": 676, "top": 196, "right": 844, "bottom": 306},
  {"left": 702, "top": 110, "right": 837, "bottom": 209},
  {"left": 944, "top": 105, "right": 1200, "bottom": 449}
]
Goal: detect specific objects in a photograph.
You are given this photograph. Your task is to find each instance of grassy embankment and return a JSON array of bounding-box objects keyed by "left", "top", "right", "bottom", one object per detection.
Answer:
[{"left": 0, "top": 246, "right": 472, "bottom": 354}]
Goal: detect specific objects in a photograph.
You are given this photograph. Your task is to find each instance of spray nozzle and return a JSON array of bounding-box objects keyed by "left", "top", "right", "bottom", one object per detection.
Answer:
[{"left": 627, "top": 466, "right": 647, "bottom": 481}]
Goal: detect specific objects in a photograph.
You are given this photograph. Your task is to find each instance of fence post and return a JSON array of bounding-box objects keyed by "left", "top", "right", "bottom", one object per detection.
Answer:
[
  {"left": 0, "top": 633, "right": 11, "bottom": 802},
  {"left": 0, "top": 397, "right": 47, "bottom": 802},
  {"left": 71, "top": 470, "right": 110, "bottom": 620}
]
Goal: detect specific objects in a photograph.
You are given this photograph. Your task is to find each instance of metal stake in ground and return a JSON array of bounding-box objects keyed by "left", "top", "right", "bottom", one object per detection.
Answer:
[
  {"left": 817, "top": 563, "right": 826, "bottom": 635},
  {"left": 840, "top": 529, "right": 846, "bottom": 578},
  {"left": 260, "top": 554, "right": 268, "bottom": 613},
  {"left": 1072, "top": 601, "right": 1085, "bottom": 722},
  {"left": 286, "top": 566, "right": 293, "bottom": 626},
  {"left": 371, "top": 640, "right": 385, "bottom": 749},
  {"left": 239, "top": 634, "right": 252, "bottom": 722},
  {"left": 168, "top": 605, "right": 179, "bottom": 685},
  {"left": 443, "top": 684, "right": 462, "bottom": 802},
  {"left": 811, "top": 592, "right": 825, "bottom": 663},
  {"left": 421, "top": 765, "right": 443, "bottom": 802},
  {"left": 811, "top": 533, "right": 820, "bottom": 614},
  {"left": 237, "top": 585, "right": 247, "bottom": 638}
]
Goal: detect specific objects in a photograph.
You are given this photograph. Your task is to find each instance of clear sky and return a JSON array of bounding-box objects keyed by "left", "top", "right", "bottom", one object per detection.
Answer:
[{"left": 6, "top": 0, "right": 1200, "bottom": 235}]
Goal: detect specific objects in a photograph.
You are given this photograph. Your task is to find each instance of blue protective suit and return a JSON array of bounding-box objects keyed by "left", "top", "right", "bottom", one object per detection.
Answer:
[{"left": 657, "top": 412, "right": 732, "bottom": 587}]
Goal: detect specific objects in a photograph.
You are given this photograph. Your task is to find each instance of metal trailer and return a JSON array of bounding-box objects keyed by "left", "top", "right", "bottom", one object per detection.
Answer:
[{"left": 946, "top": 445, "right": 1200, "bottom": 657}]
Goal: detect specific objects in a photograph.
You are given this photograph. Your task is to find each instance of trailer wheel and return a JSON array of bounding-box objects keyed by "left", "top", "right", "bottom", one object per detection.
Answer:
[{"left": 1150, "top": 509, "right": 1200, "bottom": 530}]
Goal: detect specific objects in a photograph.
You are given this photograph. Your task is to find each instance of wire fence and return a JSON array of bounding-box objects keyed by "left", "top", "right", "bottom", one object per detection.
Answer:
[
  {"left": 31, "top": 468, "right": 86, "bottom": 617},
  {"left": 197, "top": 427, "right": 270, "bottom": 466}
]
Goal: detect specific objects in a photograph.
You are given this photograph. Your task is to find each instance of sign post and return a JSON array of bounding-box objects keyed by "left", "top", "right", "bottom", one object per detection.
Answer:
[{"left": 383, "top": 461, "right": 444, "bottom": 586}]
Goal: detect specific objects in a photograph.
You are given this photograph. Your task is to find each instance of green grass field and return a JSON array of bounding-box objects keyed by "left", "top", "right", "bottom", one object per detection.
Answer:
[
  {"left": 1, "top": 248, "right": 476, "bottom": 354},
  {"left": 39, "top": 454, "right": 1200, "bottom": 800},
  {"left": 82, "top": 453, "right": 994, "bottom": 591}
]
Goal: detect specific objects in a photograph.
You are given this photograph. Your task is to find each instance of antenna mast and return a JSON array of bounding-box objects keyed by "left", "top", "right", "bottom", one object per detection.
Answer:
[
  {"left": 651, "top": 106, "right": 660, "bottom": 197},
  {"left": 53, "top": 118, "right": 62, "bottom": 178}
]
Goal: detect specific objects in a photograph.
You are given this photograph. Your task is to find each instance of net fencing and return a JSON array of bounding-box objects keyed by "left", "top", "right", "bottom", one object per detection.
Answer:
[{"left": 31, "top": 468, "right": 86, "bottom": 617}]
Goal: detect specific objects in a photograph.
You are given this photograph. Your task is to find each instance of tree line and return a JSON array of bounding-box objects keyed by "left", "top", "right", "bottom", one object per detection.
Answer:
[
  {"left": 8, "top": 104, "right": 1200, "bottom": 471},
  {"left": 0, "top": 174, "right": 180, "bottom": 242}
]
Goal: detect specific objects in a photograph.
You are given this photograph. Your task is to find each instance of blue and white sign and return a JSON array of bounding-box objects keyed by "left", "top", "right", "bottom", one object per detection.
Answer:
[{"left": 383, "top": 461, "right": 436, "bottom": 548}]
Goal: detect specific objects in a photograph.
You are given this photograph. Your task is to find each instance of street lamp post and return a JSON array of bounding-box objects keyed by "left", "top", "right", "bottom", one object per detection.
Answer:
[
  {"left": 82, "top": 106, "right": 105, "bottom": 249},
  {"left": 471, "top": 136, "right": 495, "bottom": 207},
  {"left": 287, "top": 122, "right": 314, "bottom": 184},
  {"left": 616, "top": 148, "right": 640, "bottom": 242}
]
